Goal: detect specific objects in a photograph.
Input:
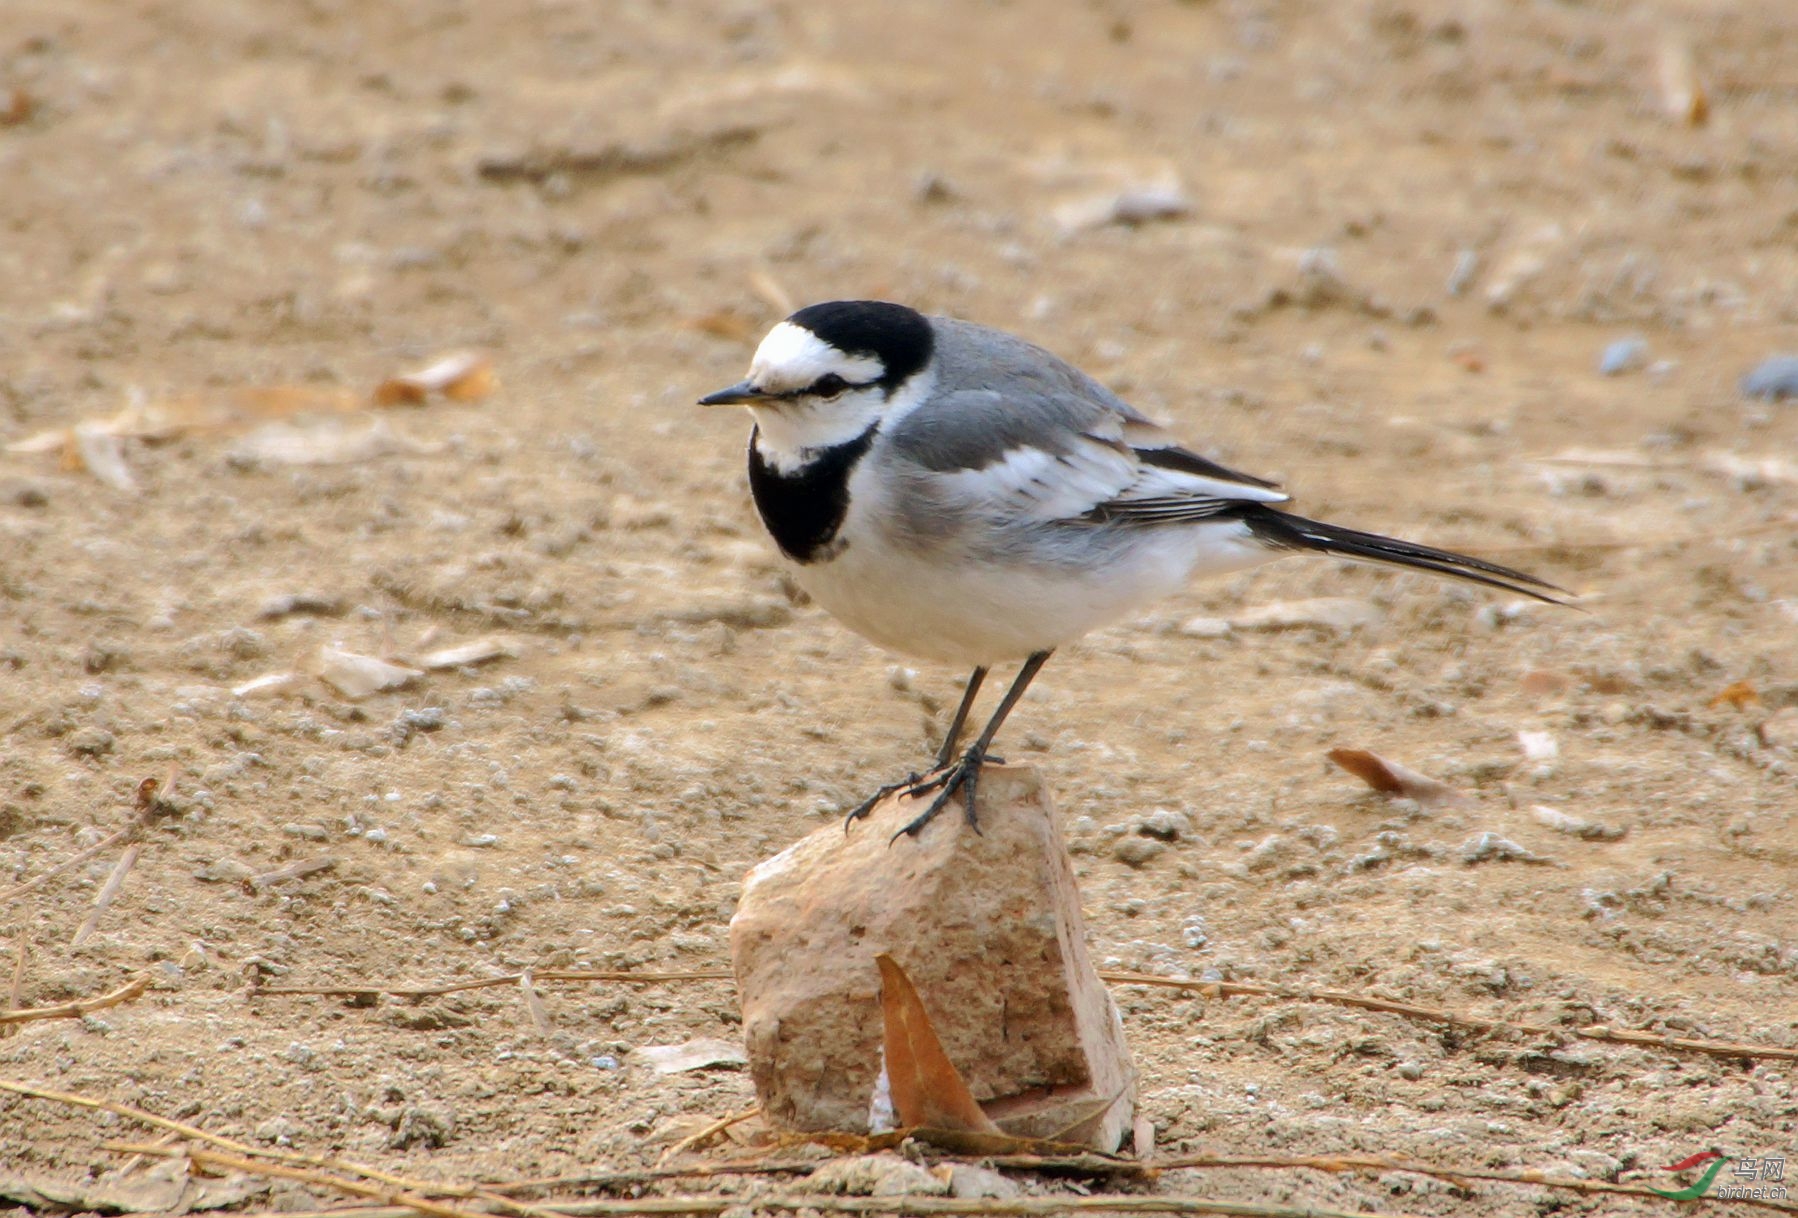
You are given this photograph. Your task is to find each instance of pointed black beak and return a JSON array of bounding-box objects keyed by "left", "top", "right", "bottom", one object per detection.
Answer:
[{"left": 698, "top": 380, "right": 764, "bottom": 407}]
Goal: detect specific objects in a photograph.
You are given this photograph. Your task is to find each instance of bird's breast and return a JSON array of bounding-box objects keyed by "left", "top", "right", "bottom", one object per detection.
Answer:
[{"left": 745, "top": 426, "right": 876, "bottom": 564}]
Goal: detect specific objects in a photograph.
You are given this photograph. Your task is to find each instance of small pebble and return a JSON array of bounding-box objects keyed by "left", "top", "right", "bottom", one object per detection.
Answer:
[
  {"left": 66, "top": 727, "right": 116, "bottom": 757},
  {"left": 806, "top": 1154, "right": 950, "bottom": 1198},
  {"left": 399, "top": 706, "right": 447, "bottom": 732},
  {"left": 1517, "top": 730, "right": 1559, "bottom": 762},
  {"left": 1531, "top": 805, "right": 1626, "bottom": 841},
  {"left": 1458, "top": 833, "right": 1549, "bottom": 865},
  {"left": 950, "top": 1165, "right": 1020, "bottom": 1200},
  {"left": 1113, "top": 837, "right": 1166, "bottom": 867},
  {"left": 1136, "top": 809, "right": 1193, "bottom": 841},
  {"left": 1598, "top": 337, "right": 1648, "bottom": 376},
  {"left": 259, "top": 592, "right": 343, "bottom": 619},
  {"left": 1740, "top": 354, "right": 1798, "bottom": 402},
  {"left": 1759, "top": 707, "right": 1798, "bottom": 750}
]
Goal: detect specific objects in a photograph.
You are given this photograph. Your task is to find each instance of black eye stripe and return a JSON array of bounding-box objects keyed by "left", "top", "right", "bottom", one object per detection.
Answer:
[
  {"left": 789, "top": 373, "right": 873, "bottom": 398},
  {"left": 755, "top": 375, "right": 875, "bottom": 400}
]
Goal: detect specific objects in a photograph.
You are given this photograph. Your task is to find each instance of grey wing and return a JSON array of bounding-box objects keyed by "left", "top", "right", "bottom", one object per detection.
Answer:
[{"left": 885, "top": 384, "right": 1289, "bottom": 528}]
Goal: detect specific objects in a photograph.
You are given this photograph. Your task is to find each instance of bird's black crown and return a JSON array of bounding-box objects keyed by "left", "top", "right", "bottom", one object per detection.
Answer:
[{"left": 787, "top": 300, "right": 935, "bottom": 392}]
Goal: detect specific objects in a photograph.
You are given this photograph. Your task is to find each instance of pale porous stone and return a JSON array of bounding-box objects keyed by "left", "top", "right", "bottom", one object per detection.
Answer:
[{"left": 729, "top": 765, "right": 1135, "bottom": 1151}]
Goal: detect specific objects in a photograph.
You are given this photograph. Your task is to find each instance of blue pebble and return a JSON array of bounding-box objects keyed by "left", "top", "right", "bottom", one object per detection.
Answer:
[
  {"left": 1741, "top": 355, "right": 1798, "bottom": 402},
  {"left": 1598, "top": 337, "right": 1648, "bottom": 376},
  {"left": 591, "top": 1054, "right": 621, "bottom": 1070}
]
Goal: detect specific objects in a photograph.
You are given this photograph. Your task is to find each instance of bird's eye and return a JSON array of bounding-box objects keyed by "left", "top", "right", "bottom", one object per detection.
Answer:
[{"left": 811, "top": 373, "right": 851, "bottom": 398}]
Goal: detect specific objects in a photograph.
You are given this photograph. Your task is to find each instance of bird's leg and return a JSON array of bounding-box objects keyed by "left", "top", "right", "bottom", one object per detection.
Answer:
[
  {"left": 931, "top": 666, "right": 988, "bottom": 769},
  {"left": 842, "top": 667, "right": 987, "bottom": 830},
  {"left": 893, "top": 650, "right": 1052, "bottom": 842}
]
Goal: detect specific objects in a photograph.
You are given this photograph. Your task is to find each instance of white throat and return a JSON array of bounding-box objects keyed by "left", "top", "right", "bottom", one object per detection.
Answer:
[{"left": 749, "top": 397, "right": 883, "bottom": 473}]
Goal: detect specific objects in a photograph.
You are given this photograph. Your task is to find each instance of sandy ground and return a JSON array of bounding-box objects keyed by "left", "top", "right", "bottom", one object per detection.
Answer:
[{"left": 2, "top": 1, "right": 1796, "bottom": 1214}]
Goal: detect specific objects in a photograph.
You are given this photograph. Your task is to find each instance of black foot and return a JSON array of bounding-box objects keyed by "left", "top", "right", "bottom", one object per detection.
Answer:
[
  {"left": 843, "top": 769, "right": 932, "bottom": 832},
  {"left": 890, "top": 746, "right": 992, "bottom": 843}
]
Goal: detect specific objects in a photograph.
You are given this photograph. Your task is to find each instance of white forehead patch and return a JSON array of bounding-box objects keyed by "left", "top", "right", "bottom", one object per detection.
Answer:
[{"left": 748, "top": 321, "right": 885, "bottom": 393}]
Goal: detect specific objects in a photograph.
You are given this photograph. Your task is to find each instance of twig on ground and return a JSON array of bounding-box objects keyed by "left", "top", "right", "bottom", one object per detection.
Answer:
[
  {"left": 1, "top": 932, "right": 27, "bottom": 1037},
  {"left": 1099, "top": 971, "right": 1798, "bottom": 1063},
  {"left": 211, "top": 1195, "right": 1424, "bottom": 1218},
  {"left": 26, "top": 1077, "right": 1791, "bottom": 1217},
  {"left": 485, "top": 1160, "right": 823, "bottom": 1195},
  {"left": 2, "top": 1082, "right": 553, "bottom": 1218},
  {"left": 255, "top": 967, "right": 1796, "bottom": 1063},
  {"left": 253, "top": 969, "right": 734, "bottom": 999},
  {"left": 1153, "top": 1152, "right": 1798, "bottom": 1211},
  {"left": 136, "top": 1145, "right": 486, "bottom": 1218},
  {"left": 0, "top": 774, "right": 172, "bottom": 905},
  {"left": 247, "top": 856, "right": 340, "bottom": 893},
  {"left": 108, "top": 1130, "right": 185, "bottom": 1177},
  {"left": 0, "top": 973, "right": 152, "bottom": 1025},
  {"left": 0, "top": 824, "right": 136, "bottom": 904},
  {"left": 655, "top": 1105, "right": 761, "bottom": 1168},
  {"left": 70, "top": 842, "right": 143, "bottom": 947}
]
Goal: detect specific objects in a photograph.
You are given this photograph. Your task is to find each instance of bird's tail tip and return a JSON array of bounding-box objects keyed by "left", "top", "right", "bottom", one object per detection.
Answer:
[{"left": 1243, "top": 509, "right": 1571, "bottom": 606}]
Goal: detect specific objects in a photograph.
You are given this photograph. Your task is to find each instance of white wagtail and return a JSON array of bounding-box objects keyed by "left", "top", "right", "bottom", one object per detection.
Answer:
[{"left": 700, "top": 301, "right": 1562, "bottom": 838}]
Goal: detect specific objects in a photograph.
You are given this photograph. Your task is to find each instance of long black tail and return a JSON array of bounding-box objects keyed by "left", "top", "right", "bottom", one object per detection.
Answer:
[{"left": 1238, "top": 506, "right": 1566, "bottom": 604}]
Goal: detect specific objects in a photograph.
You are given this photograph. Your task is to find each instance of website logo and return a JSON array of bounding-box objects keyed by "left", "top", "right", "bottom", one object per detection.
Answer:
[{"left": 1649, "top": 1151, "right": 1786, "bottom": 1201}]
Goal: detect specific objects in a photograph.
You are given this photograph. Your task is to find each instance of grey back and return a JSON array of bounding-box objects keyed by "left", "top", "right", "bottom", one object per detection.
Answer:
[{"left": 884, "top": 318, "right": 1150, "bottom": 472}]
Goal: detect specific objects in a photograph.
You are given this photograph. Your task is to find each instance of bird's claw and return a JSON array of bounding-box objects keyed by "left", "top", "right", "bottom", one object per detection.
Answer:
[
  {"left": 843, "top": 769, "right": 935, "bottom": 833},
  {"left": 889, "top": 746, "right": 987, "bottom": 843},
  {"left": 843, "top": 746, "right": 992, "bottom": 841}
]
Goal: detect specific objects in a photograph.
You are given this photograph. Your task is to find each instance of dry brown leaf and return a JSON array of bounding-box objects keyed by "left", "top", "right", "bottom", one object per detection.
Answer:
[
  {"left": 1657, "top": 36, "right": 1708, "bottom": 126},
  {"left": 1574, "top": 668, "right": 1638, "bottom": 695},
  {"left": 1327, "top": 748, "right": 1467, "bottom": 808},
  {"left": 911, "top": 1126, "right": 1106, "bottom": 1157},
  {"left": 373, "top": 352, "right": 494, "bottom": 406},
  {"left": 791, "top": 1129, "right": 912, "bottom": 1156},
  {"left": 1450, "top": 347, "right": 1487, "bottom": 374},
  {"left": 1519, "top": 669, "right": 1573, "bottom": 697},
  {"left": 0, "top": 87, "right": 31, "bottom": 127},
  {"left": 875, "top": 954, "right": 1000, "bottom": 1134},
  {"left": 1709, "top": 680, "right": 1760, "bottom": 711}
]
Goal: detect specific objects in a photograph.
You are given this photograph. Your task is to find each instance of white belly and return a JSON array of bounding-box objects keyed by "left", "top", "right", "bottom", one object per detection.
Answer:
[{"left": 788, "top": 516, "right": 1277, "bottom": 666}]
